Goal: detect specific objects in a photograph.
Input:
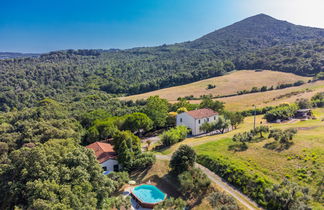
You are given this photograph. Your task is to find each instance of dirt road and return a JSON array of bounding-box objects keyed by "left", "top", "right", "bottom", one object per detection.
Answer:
[{"left": 155, "top": 154, "right": 261, "bottom": 210}]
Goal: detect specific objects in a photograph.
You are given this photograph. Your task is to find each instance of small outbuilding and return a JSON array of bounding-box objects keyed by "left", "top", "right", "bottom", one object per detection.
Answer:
[
  {"left": 176, "top": 108, "right": 219, "bottom": 135},
  {"left": 295, "top": 109, "right": 312, "bottom": 119},
  {"left": 86, "top": 141, "right": 120, "bottom": 173}
]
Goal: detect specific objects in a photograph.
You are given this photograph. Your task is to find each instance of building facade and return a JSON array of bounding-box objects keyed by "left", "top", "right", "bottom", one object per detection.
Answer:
[
  {"left": 176, "top": 108, "right": 218, "bottom": 135},
  {"left": 86, "top": 141, "right": 120, "bottom": 173}
]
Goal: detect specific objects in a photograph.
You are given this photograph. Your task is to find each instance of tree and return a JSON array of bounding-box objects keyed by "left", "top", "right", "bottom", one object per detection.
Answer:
[
  {"left": 260, "top": 86, "right": 268, "bottom": 92},
  {"left": 311, "top": 92, "right": 324, "bottom": 108},
  {"left": 0, "top": 139, "right": 121, "bottom": 209},
  {"left": 199, "top": 96, "right": 224, "bottom": 113},
  {"left": 200, "top": 122, "right": 214, "bottom": 133},
  {"left": 113, "top": 130, "right": 141, "bottom": 155},
  {"left": 86, "top": 119, "right": 118, "bottom": 143},
  {"left": 172, "top": 98, "right": 199, "bottom": 111},
  {"left": 132, "top": 153, "right": 156, "bottom": 170},
  {"left": 144, "top": 96, "right": 169, "bottom": 128},
  {"left": 178, "top": 168, "right": 211, "bottom": 196},
  {"left": 268, "top": 128, "right": 297, "bottom": 145},
  {"left": 208, "top": 191, "right": 239, "bottom": 210},
  {"left": 0, "top": 102, "right": 83, "bottom": 151},
  {"left": 214, "top": 115, "right": 231, "bottom": 133},
  {"left": 166, "top": 112, "right": 177, "bottom": 127},
  {"left": 80, "top": 109, "right": 111, "bottom": 128},
  {"left": 121, "top": 112, "right": 153, "bottom": 135},
  {"left": 170, "top": 145, "right": 196, "bottom": 175},
  {"left": 224, "top": 111, "right": 245, "bottom": 129},
  {"left": 153, "top": 197, "right": 186, "bottom": 210},
  {"left": 296, "top": 98, "right": 312, "bottom": 109},
  {"left": 232, "top": 131, "right": 253, "bottom": 145},
  {"left": 102, "top": 196, "right": 131, "bottom": 210},
  {"left": 160, "top": 126, "right": 188, "bottom": 146},
  {"left": 265, "top": 179, "right": 311, "bottom": 210},
  {"left": 112, "top": 130, "right": 155, "bottom": 171},
  {"left": 253, "top": 126, "right": 269, "bottom": 138},
  {"left": 264, "top": 104, "right": 298, "bottom": 122},
  {"left": 176, "top": 107, "right": 188, "bottom": 113},
  {"left": 117, "top": 140, "right": 134, "bottom": 171}
]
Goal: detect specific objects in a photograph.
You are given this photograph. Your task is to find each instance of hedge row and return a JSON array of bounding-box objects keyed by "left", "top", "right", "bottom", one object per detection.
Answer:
[{"left": 197, "top": 155, "right": 273, "bottom": 207}]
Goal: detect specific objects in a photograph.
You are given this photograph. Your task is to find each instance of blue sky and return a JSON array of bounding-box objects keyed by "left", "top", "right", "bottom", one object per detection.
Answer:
[{"left": 1, "top": 0, "right": 323, "bottom": 53}]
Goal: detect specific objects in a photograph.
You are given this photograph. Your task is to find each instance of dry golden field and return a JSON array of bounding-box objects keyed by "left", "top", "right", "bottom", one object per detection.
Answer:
[
  {"left": 217, "top": 80, "right": 324, "bottom": 111},
  {"left": 121, "top": 70, "right": 311, "bottom": 102}
]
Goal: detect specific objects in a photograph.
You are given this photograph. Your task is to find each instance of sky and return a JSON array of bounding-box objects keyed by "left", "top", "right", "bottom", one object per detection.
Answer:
[{"left": 0, "top": 0, "right": 323, "bottom": 53}]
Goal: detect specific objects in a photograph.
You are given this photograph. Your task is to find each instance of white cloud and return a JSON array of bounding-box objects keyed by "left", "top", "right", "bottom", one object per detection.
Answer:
[{"left": 237, "top": 0, "right": 324, "bottom": 28}]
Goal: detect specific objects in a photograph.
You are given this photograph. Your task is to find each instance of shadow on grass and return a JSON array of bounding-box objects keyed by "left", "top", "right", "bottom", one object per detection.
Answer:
[
  {"left": 228, "top": 143, "right": 248, "bottom": 152},
  {"left": 153, "top": 144, "right": 170, "bottom": 153},
  {"left": 263, "top": 141, "right": 294, "bottom": 152},
  {"left": 250, "top": 136, "right": 267, "bottom": 143}
]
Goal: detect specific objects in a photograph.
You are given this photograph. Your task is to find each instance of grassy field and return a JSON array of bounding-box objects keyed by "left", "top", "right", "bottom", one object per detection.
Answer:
[
  {"left": 154, "top": 109, "right": 324, "bottom": 208},
  {"left": 193, "top": 108, "right": 324, "bottom": 209},
  {"left": 217, "top": 80, "right": 324, "bottom": 111},
  {"left": 121, "top": 70, "right": 311, "bottom": 102}
]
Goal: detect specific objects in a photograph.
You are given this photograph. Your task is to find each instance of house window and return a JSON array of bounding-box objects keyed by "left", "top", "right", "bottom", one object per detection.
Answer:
[
  {"left": 198, "top": 120, "right": 200, "bottom": 124},
  {"left": 214, "top": 116, "right": 216, "bottom": 120},
  {"left": 180, "top": 118, "right": 182, "bottom": 123},
  {"left": 207, "top": 118, "right": 209, "bottom": 122},
  {"left": 113, "top": 164, "right": 119, "bottom": 172},
  {"left": 102, "top": 166, "right": 107, "bottom": 171}
]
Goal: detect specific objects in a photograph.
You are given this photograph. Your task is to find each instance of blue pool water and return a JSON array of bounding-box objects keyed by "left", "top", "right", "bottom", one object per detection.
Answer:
[{"left": 132, "top": 185, "right": 166, "bottom": 204}]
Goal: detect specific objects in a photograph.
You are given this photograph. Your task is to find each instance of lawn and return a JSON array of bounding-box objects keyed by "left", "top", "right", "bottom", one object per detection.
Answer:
[
  {"left": 121, "top": 70, "right": 311, "bottom": 102},
  {"left": 194, "top": 108, "right": 324, "bottom": 209}
]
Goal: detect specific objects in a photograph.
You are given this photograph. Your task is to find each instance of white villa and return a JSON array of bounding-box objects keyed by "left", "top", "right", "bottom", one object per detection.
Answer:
[
  {"left": 86, "top": 141, "right": 120, "bottom": 173},
  {"left": 176, "top": 108, "right": 219, "bottom": 135}
]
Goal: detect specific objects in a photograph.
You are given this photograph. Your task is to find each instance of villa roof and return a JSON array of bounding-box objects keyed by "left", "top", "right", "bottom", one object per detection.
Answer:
[
  {"left": 86, "top": 142, "right": 117, "bottom": 163},
  {"left": 186, "top": 108, "right": 218, "bottom": 119}
]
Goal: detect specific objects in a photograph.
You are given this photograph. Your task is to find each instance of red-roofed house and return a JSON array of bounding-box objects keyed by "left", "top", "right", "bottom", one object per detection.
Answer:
[
  {"left": 176, "top": 108, "right": 219, "bottom": 135},
  {"left": 86, "top": 142, "right": 120, "bottom": 172}
]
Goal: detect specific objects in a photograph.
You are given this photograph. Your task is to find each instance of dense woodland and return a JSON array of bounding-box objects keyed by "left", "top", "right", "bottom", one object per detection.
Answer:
[{"left": 1, "top": 14, "right": 323, "bottom": 111}]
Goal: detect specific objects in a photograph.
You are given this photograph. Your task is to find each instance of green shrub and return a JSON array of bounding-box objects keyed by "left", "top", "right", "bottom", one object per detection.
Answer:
[
  {"left": 160, "top": 125, "right": 188, "bottom": 146},
  {"left": 178, "top": 168, "right": 211, "bottom": 196},
  {"left": 265, "top": 179, "right": 311, "bottom": 210},
  {"left": 208, "top": 191, "right": 239, "bottom": 210},
  {"left": 264, "top": 104, "right": 298, "bottom": 122},
  {"left": 197, "top": 155, "right": 272, "bottom": 207},
  {"left": 153, "top": 197, "right": 186, "bottom": 210},
  {"left": 170, "top": 145, "right": 196, "bottom": 175}
]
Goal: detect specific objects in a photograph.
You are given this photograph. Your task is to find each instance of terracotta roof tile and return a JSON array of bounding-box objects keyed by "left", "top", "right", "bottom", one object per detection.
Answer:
[
  {"left": 86, "top": 142, "right": 117, "bottom": 163},
  {"left": 186, "top": 108, "right": 218, "bottom": 119}
]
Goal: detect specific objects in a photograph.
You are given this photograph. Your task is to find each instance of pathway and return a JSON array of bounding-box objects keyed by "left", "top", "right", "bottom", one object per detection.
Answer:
[{"left": 155, "top": 154, "right": 261, "bottom": 210}]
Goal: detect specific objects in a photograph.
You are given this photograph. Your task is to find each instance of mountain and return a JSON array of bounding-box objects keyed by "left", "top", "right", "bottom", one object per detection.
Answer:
[
  {"left": 0, "top": 52, "right": 40, "bottom": 59},
  {"left": 185, "top": 14, "right": 324, "bottom": 55},
  {"left": 0, "top": 14, "right": 323, "bottom": 111}
]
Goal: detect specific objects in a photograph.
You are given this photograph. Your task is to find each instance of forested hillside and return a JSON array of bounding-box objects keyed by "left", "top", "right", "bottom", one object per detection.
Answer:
[
  {"left": 185, "top": 14, "right": 324, "bottom": 54},
  {"left": 0, "top": 52, "right": 40, "bottom": 59},
  {"left": 236, "top": 38, "right": 324, "bottom": 75},
  {"left": 0, "top": 14, "right": 323, "bottom": 111}
]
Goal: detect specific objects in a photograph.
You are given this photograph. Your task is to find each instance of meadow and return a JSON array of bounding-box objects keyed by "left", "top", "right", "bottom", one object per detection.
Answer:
[
  {"left": 121, "top": 70, "right": 311, "bottom": 102},
  {"left": 156, "top": 109, "right": 324, "bottom": 208},
  {"left": 121, "top": 70, "right": 324, "bottom": 111},
  {"left": 194, "top": 108, "right": 324, "bottom": 209}
]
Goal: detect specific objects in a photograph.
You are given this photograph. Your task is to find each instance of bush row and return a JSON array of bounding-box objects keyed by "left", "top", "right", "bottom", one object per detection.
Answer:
[{"left": 197, "top": 155, "right": 273, "bottom": 207}]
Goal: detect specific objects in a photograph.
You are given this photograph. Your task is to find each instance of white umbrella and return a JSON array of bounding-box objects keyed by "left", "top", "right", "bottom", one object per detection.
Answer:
[{"left": 128, "top": 180, "right": 136, "bottom": 185}]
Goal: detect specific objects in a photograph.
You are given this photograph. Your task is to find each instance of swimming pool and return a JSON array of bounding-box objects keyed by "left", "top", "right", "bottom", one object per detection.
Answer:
[{"left": 131, "top": 184, "right": 166, "bottom": 208}]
